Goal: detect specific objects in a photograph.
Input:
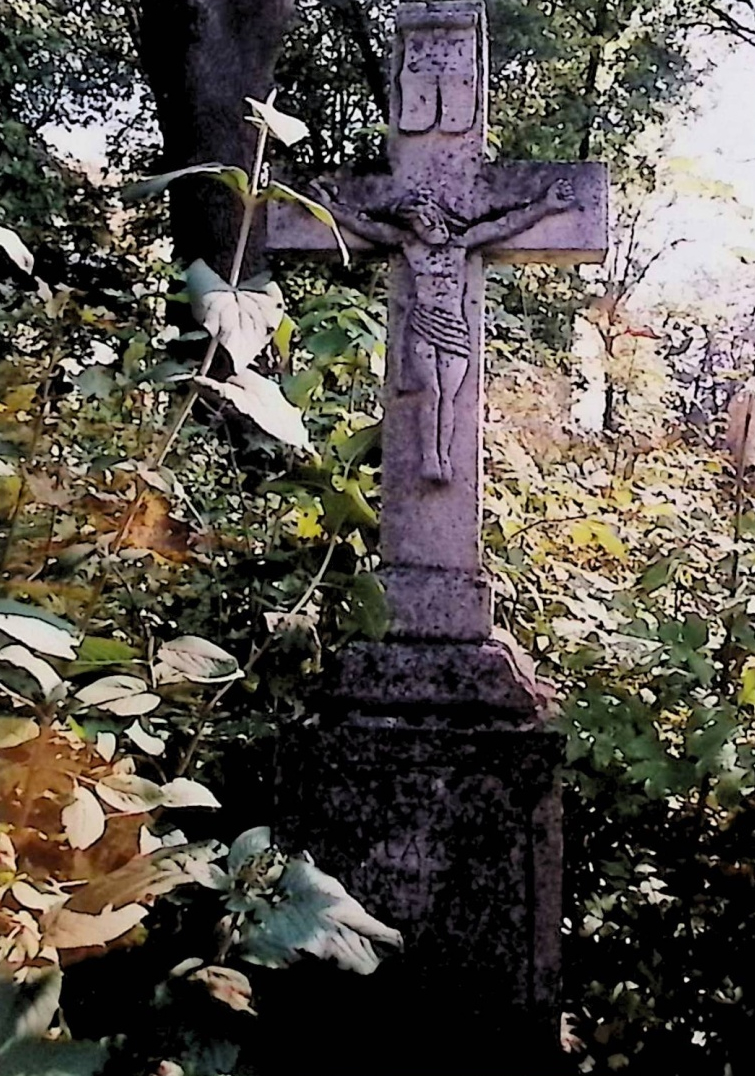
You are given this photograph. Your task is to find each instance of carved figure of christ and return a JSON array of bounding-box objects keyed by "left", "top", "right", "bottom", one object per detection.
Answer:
[
  {"left": 266, "top": 0, "right": 608, "bottom": 641},
  {"left": 312, "top": 178, "right": 577, "bottom": 483}
]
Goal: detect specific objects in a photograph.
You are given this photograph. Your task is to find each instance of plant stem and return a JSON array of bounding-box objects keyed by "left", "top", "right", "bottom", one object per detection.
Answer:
[{"left": 81, "top": 129, "right": 271, "bottom": 631}]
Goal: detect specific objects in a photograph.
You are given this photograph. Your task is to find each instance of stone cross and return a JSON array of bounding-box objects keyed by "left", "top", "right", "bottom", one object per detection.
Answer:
[
  {"left": 268, "top": 0, "right": 607, "bottom": 643},
  {"left": 266, "top": 4, "right": 608, "bottom": 1070}
]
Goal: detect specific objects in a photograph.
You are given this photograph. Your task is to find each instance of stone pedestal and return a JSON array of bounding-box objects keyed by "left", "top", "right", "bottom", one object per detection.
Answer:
[{"left": 266, "top": 642, "right": 564, "bottom": 1073}]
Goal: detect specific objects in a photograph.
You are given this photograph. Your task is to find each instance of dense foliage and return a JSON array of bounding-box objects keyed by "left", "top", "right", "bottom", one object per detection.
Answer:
[{"left": 3, "top": 0, "right": 755, "bottom": 1073}]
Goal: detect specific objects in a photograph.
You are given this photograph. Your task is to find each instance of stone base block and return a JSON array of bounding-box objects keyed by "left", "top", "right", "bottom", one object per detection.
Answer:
[{"left": 261, "top": 718, "right": 563, "bottom": 1073}]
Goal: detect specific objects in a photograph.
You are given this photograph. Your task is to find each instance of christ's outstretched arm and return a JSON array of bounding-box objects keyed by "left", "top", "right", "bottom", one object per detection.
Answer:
[
  {"left": 310, "top": 181, "right": 404, "bottom": 247},
  {"left": 463, "top": 179, "right": 577, "bottom": 250}
]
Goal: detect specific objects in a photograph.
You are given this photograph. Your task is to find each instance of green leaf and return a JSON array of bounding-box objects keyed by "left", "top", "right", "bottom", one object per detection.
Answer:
[
  {"left": 228, "top": 827, "right": 272, "bottom": 875},
  {"left": 156, "top": 636, "right": 243, "bottom": 684},
  {"left": 196, "top": 370, "right": 312, "bottom": 451},
  {"left": 266, "top": 181, "right": 350, "bottom": 265},
  {"left": 321, "top": 479, "right": 377, "bottom": 531},
  {"left": 0, "top": 606, "right": 78, "bottom": 660},
  {"left": 305, "top": 326, "right": 351, "bottom": 362},
  {"left": 68, "top": 636, "right": 138, "bottom": 673},
  {"left": 283, "top": 367, "right": 323, "bottom": 409},
  {"left": 639, "top": 555, "right": 678, "bottom": 593},
  {"left": 73, "top": 365, "right": 114, "bottom": 401},
  {"left": 123, "top": 163, "right": 249, "bottom": 202},
  {"left": 686, "top": 651, "right": 714, "bottom": 687},
  {"left": 682, "top": 613, "right": 708, "bottom": 651},
  {"left": 347, "top": 573, "right": 389, "bottom": 640},
  {"left": 334, "top": 423, "right": 381, "bottom": 468},
  {"left": 1, "top": 1039, "right": 106, "bottom": 1076},
  {"left": 273, "top": 313, "right": 296, "bottom": 362}
]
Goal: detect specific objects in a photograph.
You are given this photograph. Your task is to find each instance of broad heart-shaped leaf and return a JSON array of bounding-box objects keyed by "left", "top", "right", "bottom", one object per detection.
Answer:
[
  {"left": 156, "top": 635, "right": 242, "bottom": 684},
  {"left": 61, "top": 786, "right": 106, "bottom": 850},
  {"left": 0, "top": 606, "right": 78, "bottom": 660},
  {"left": 123, "top": 162, "right": 249, "bottom": 202},
  {"left": 227, "top": 827, "right": 272, "bottom": 875},
  {"left": 187, "top": 259, "right": 285, "bottom": 373},
  {"left": 74, "top": 675, "right": 160, "bottom": 716},
  {"left": 196, "top": 370, "right": 311, "bottom": 451},
  {"left": 0, "top": 226, "right": 34, "bottom": 274},
  {"left": 238, "top": 854, "right": 402, "bottom": 975},
  {"left": 266, "top": 181, "right": 350, "bottom": 265}
]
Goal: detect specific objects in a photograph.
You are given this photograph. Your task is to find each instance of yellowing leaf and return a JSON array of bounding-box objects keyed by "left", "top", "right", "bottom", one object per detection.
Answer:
[
  {"left": 0, "top": 717, "right": 40, "bottom": 749},
  {"left": 62, "top": 785, "right": 106, "bottom": 850},
  {"left": 41, "top": 902, "right": 148, "bottom": 949},
  {"left": 739, "top": 664, "right": 755, "bottom": 706},
  {"left": 590, "top": 521, "right": 627, "bottom": 560},
  {"left": 570, "top": 520, "right": 593, "bottom": 547}
]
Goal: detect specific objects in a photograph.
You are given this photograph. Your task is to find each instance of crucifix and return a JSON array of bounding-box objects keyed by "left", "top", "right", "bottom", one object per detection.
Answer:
[
  {"left": 268, "top": 0, "right": 607, "bottom": 644},
  {"left": 267, "top": 5, "right": 608, "bottom": 1068}
]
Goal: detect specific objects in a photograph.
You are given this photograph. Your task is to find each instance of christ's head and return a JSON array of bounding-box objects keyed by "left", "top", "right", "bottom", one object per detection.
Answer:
[{"left": 394, "top": 191, "right": 451, "bottom": 246}]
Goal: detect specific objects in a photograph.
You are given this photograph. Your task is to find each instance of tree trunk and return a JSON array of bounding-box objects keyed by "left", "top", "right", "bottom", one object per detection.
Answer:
[{"left": 136, "top": 0, "right": 295, "bottom": 281}]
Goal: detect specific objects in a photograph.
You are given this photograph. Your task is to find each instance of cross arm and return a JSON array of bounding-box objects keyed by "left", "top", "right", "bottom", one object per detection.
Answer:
[
  {"left": 265, "top": 174, "right": 399, "bottom": 258},
  {"left": 471, "top": 162, "right": 609, "bottom": 266}
]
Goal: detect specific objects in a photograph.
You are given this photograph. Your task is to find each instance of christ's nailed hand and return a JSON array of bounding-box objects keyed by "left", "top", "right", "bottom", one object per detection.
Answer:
[
  {"left": 545, "top": 178, "right": 577, "bottom": 211},
  {"left": 310, "top": 179, "right": 337, "bottom": 206}
]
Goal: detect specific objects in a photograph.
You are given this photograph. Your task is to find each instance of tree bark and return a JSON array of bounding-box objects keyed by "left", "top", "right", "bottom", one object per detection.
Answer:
[{"left": 135, "top": 0, "right": 295, "bottom": 280}]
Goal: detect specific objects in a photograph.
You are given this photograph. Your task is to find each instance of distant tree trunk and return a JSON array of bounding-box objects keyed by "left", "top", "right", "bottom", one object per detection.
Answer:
[{"left": 135, "top": 0, "right": 295, "bottom": 281}]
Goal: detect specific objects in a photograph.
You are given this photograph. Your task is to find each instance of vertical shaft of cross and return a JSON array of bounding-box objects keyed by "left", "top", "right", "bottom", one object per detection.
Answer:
[{"left": 381, "top": 1, "right": 493, "bottom": 641}]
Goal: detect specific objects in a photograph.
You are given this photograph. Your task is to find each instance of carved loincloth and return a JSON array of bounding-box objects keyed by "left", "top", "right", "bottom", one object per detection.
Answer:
[{"left": 409, "top": 303, "right": 470, "bottom": 358}]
